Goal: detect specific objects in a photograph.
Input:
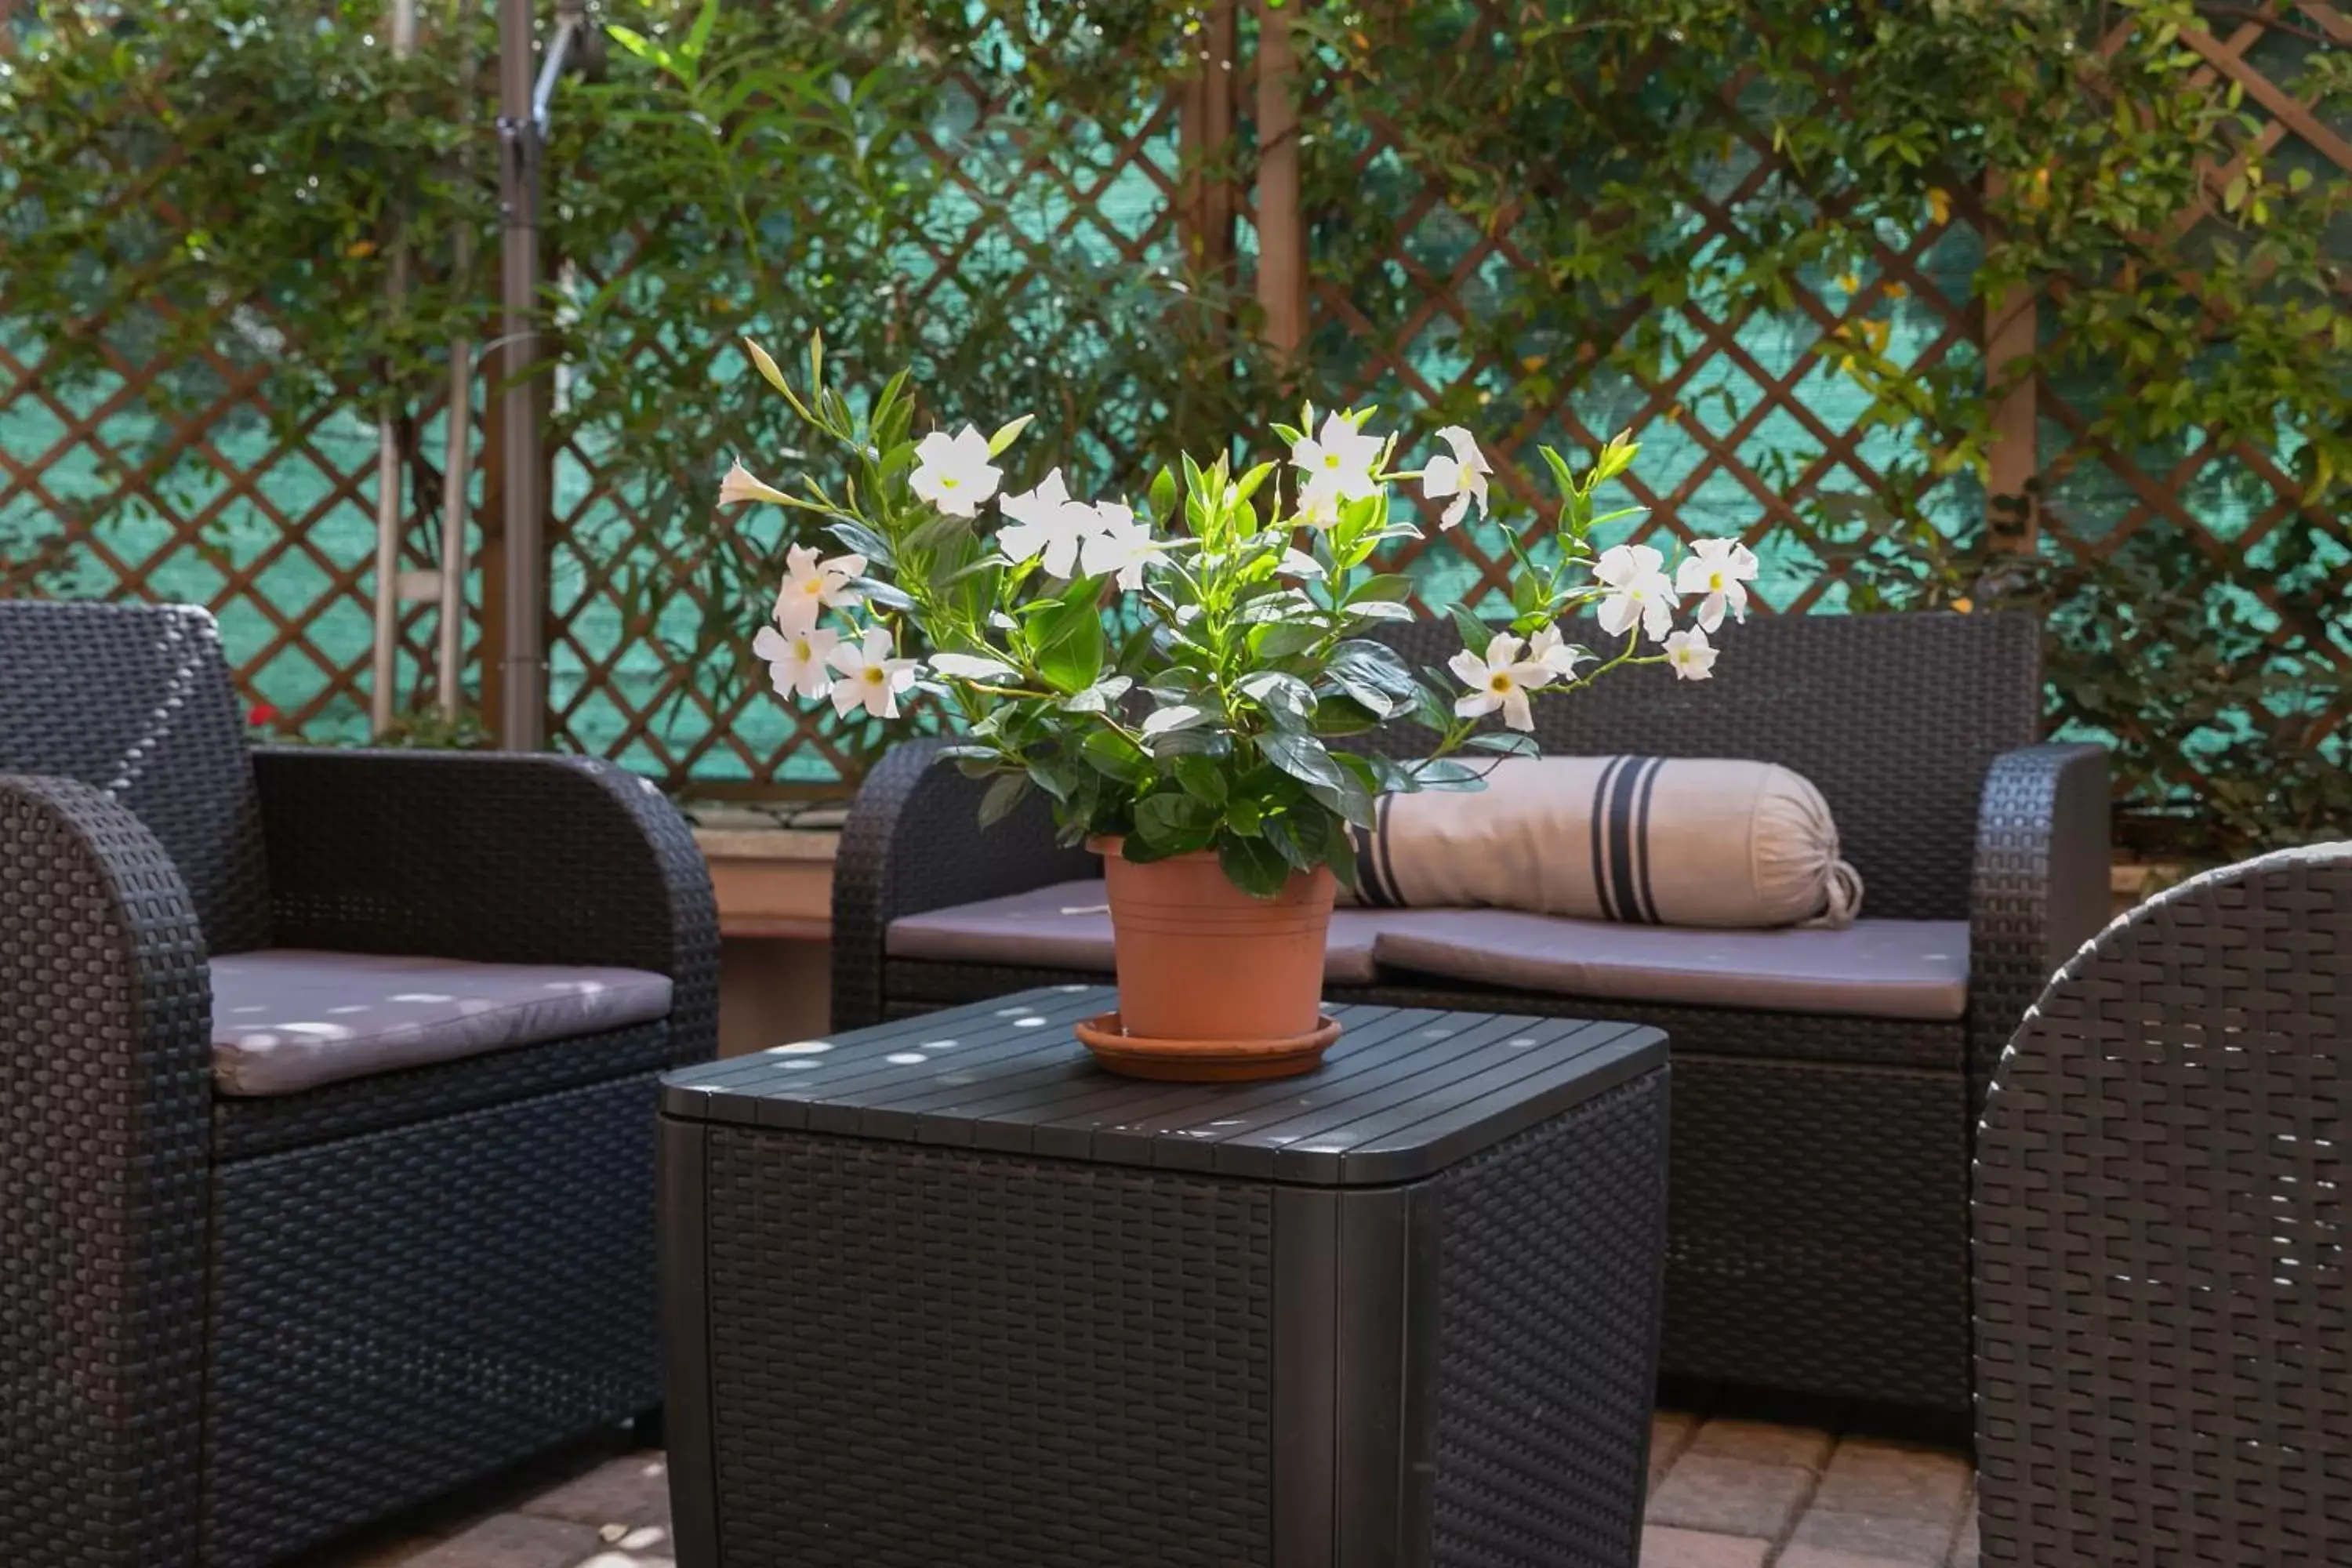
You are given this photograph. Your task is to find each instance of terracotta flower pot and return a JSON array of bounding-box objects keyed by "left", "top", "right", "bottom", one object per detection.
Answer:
[{"left": 1079, "top": 838, "right": 1340, "bottom": 1081}]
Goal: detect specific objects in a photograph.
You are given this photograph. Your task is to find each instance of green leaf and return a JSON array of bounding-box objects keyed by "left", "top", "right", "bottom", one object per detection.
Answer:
[
  {"left": 683, "top": 0, "right": 720, "bottom": 63},
  {"left": 1148, "top": 725, "right": 1233, "bottom": 759},
  {"left": 1136, "top": 789, "right": 1215, "bottom": 843},
  {"left": 1466, "top": 731, "right": 1540, "bottom": 757},
  {"left": 1536, "top": 444, "right": 1580, "bottom": 499},
  {"left": 827, "top": 520, "right": 893, "bottom": 570},
  {"left": 1147, "top": 466, "right": 1178, "bottom": 521},
  {"left": 1081, "top": 728, "right": 1151, "bottom": 783},
  {"left": 1033, "top": 585, "right": 1106, "bottom": 694},
  {"left": 1249, "top": 621, "right": 1323, "bottom": 659},
  {"left": 1409, "top": 757, "right": 1486, "bottom": 791},
  {"left": 1261, "top": 730, "right": 1345, "bottom": 793},
  {"left": 986, "top": 414, "right": 1034, "bottom": 456},
  {"left": 1060, "top": 676, "right": 1134, "bottom": 713},
  {"left": 1345, "top": 572, "right": 1416, "bottom": 604},
  {"left": 1447, "top": 604, "right": 1491, "bottom": 652},
  {"left": 1311, "top": 695, "right": 1382, "bottom": 735},
  {"left": 1592, "top": 433, "right": 1639, "bottom": 483},
  {"left": 1173, "top": 754, "right": 1228, "bottom": 804},
  {"left": 1218, "top": 833, "right": 1292, "bottom": 898},
  {"left": 1225, "top": 796, "right": 1265, "bottom": 836},
  {"left": 1326, "top": 818, "right": 1360, "bottom": 891},
  {"left": 977, "top": 772, "right": 1033, "bottom": 829},
  {"left": 1240, "top": 670, "right": 1316, "bottom": 728}
]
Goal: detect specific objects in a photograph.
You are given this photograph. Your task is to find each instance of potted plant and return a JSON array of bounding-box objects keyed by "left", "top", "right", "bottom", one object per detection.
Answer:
[{"left": 727, "top": 335, "right": 1748, "bottom": 1080}]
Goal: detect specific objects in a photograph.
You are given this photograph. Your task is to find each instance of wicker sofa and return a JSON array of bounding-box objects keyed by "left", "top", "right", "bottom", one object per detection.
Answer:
[
  {"left": 1976, "top": 844, "right": 2352, "bottom": 1565},
  {"left": 832, "top": 609, "right": 2111, "bottom": 1413},
  {"left": 0, "top": 601, "right": 717, "bottom": 1567}
]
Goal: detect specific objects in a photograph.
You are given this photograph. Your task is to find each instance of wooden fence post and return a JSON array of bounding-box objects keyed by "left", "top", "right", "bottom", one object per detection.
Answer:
[
  {"left": 1254, "top": 0, "right": 1306, "bottom": 358},
  {"left": 1983, "top": 169, "right": 2038, "bottom": 547},
  {"left": 1178, "top": 1, "right": 1238, "bottom": 285}
]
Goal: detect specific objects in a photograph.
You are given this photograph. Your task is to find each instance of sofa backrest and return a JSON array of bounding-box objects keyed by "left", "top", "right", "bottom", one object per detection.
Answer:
[
  {"left": 0, "top": 600, "right": 273, "bottom": 953},
  {"left": 1371, "top": 611, "right": 2042, "bottom": 920}
]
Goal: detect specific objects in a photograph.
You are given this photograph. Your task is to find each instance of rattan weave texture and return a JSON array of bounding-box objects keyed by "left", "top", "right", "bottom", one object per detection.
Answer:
[
  {"left": 702, "top": 1127, "right": 1276, "bottom": 1568},
  {"left": 829, "top": 611, "right": 2111, "bottom": 1411},
  {"left": 204, "top": 1076, "right": 665, "bottom": 1566},
  {"left": 1429, "top": 1075, "right": 1668, "bottom": 1568},
  {"left": 0, "top": 600, "right": 273, "bottom": 953},
  {"left": 0, "top": 600, "right": 718, "bottom": 1566},
  {"left": 1975, "top": 844, "right": 2352, "bottom": 1566},
  {"left": 0, "top": 771, "right": 212, "bottom": 1568}
]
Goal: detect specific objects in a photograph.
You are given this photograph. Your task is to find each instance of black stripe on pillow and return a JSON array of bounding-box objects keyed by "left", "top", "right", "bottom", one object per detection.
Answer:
[
  {"left": 1630, "top": 755, "right": 1664, "bottom": 924},
  {"left": 1353, "top": 793, "right": 1401, "bottom": 907},
  {"left": 1589, "top": 755, "right": 1625, "bottom": 920},
  {"left": 1605, "top": 754, "right": 1652, "bottom": 924}
]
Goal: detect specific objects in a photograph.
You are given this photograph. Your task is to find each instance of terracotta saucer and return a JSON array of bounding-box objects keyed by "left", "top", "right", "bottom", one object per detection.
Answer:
[{"left": 1074, "top": 1010, "right": 1342, "bottom": 1082}]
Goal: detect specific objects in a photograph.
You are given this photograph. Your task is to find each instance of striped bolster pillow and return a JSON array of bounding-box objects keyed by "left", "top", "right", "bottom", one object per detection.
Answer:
[{"left": 1347, "top": 755, "right": 1862, "bottom": 929}]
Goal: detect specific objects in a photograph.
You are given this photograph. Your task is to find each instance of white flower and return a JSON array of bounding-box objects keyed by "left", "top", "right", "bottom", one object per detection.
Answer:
[
  {"left": 1675, "top": 539, "right": 1760, "bottom": 633},
  {"left": 1421, "top": 426, "right": 1491, "bottom": 529},
  {"left": 1528, "top": 623, "right": 1588, "bottom": 680},
  {"left": 720, "top": 459, "right": 793, "bottom": 508},
  {"left": 1078, "top": 501, "right": 1165, "bottom": 591},
  {"left": 753, "top": 622, "right": 840, "bottom": 701},
  {"left": 1294, "top": 469, "right": 1347, "bottom": 528},
  {"left": 996, "top": 469, "right": 1097, "bottom": 579},
  {"left": 1664, "top": 625, "right": 1719, "bottom": 681},
  {"left": 1288, "top": 412, "right": 1384, "bottom": 510},
  {"left": 1448, "top": 632, "right": 1557, "bottom": 733},
  {"left": 1593, "top": 543, "right": 1679, "bottom": 643},
  {"left": 826, "top": 627, "right": 922, "bottom": 720},
  {"left": 771, "top": 543, "right": 866, "bottom": 634},
  {"left": 909, "top": 425, "right": 1002, "bottom": 517}
]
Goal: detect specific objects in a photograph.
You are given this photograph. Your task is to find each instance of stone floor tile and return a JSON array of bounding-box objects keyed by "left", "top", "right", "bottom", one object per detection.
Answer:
[
  {"left": 1640, "top": 1525, "right": 1773, "bottom": 1567},
  {"left": 397, "top": 1512, "right": 600, "bottom": 1568},
  {"left": 1947, "top": 1507, "right": 1980, "bottom": 1567},
  {"left": 1812, "top": 1437, "right": 1972, "bottom": 1523},
  {"left": 521, "top": 1452, "right": 672, "bottom": 1531},
  {"left": 1779, "top": 1550, "right": 1936, "bottom": 1568},
  {"left": 1644, "top": 1453, "right": 1815, "bottom": 1540},
  {"left": 1789, "top": 1506, "right": 1957, "bottom": 1563},
  {"left": 1650, "top": 1409, "right": 1702, "bottom": 1494},
  {"left": 1689, "top": 1415, "right": 1835, "bottom": 1470}
]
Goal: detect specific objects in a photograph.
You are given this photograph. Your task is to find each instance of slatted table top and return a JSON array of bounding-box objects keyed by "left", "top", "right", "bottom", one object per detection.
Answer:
[{"left": 661, "top": 985, "right": 1666, "bottom": 1187}]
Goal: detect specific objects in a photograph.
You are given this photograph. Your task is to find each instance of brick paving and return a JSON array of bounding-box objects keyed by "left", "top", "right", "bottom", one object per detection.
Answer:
[{"left": 320, "top": 1409, "right": 1974, "bottom": 1568}]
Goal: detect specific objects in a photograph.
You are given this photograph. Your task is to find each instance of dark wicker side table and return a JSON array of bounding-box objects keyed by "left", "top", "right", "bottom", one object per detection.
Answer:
[{"left": 658, "top": 985, "right": 1670, "bottom": 1568}]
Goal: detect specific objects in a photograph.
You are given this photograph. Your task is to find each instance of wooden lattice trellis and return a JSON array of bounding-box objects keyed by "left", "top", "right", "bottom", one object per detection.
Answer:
[{"left": 4, "top": 0, "right": 2343, "bottom": 815}]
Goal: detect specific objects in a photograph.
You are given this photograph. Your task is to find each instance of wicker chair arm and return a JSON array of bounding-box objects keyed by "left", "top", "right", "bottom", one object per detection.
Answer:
[
  {"left": 1967, "top": 742, "right": 2111, "bottom": 1093},
  {"left": 251, "top": 747, "right": 717, "bottom": 1067},
  {"left": 0, "top": 773, "right": 212, "bottom": 1562},
  {"left": 831, "top": 739, "right": 1094, "bottom": 1029}
]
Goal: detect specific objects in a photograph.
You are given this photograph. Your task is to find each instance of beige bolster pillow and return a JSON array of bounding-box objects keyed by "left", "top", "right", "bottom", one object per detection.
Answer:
[{"left": 1348, "top": 756, "right": 1862, "bottom": 929}]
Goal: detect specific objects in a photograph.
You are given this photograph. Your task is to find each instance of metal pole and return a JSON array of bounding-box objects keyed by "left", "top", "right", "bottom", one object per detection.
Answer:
[
  {"left": 495, "top": 0, "right": 546, "bottom": 748},
  {"left": 372, "top": 0, "right": 420, "bottom": 736},
  {"left": 435, "top": 0, "right": 481, "bottom": 721}
]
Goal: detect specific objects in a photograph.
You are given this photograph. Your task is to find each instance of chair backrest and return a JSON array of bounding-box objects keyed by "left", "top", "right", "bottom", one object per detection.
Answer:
[
  {"left": 1974, "top": 844, "right": 2352, "bottom": 1566},
  {"left": 0, "top": 600, "right": 272, "bottom": 953},
  {"left": 1370, "top": 610, "right": 2042, "bottom": 920}
]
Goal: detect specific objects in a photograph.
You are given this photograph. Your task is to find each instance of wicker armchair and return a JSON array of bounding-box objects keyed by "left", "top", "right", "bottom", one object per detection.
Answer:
[
  {"left": 1976, "top": 844, "right": 2352, "bottom": 1564},
  {"left": 833, "top": 610, "right": 2111, "bottom": 1412},
  {"left": 0, "top": 601, "right": 717, "bottom": 1567}
]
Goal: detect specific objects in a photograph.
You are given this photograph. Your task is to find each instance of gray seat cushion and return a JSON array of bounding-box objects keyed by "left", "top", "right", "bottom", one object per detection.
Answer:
[
  {"left": 209, "top": 949, "right": 675, "bottom": 1097},
  {"left": 1369, "top": 909, "right": 1969, "bottom": 1022},
  {"left": 884, "top": 878, "right": 1385, "bottom": 984},
  {"left": 885, "top": 882, "right": 1966, "bottom": 1022}
]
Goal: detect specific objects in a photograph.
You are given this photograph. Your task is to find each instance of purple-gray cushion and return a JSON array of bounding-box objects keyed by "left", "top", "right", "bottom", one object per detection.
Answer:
[
  {"left": 884, "top": 880, "right": 1966, "bottom": 1020},
  {"left": 209, "top": 949, "right": 674, "bottom": 1097},
  {"left": 884, "top": 878, "right": 1386, "bottom": 984},
  {"left": 1368, "top": 909, "right": 1968, "bottom": 1022}
]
